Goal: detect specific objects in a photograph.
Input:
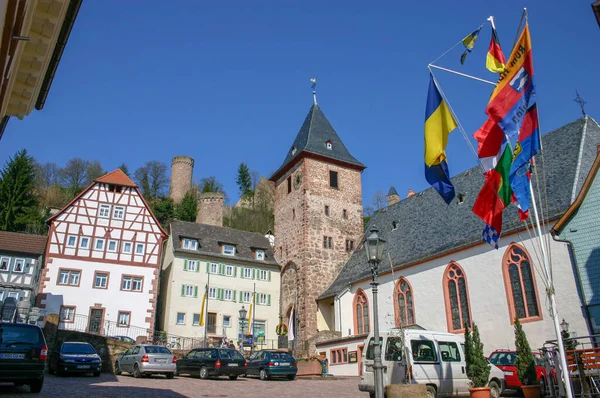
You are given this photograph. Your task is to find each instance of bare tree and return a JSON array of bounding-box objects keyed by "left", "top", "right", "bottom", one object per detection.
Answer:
[
  {"left": 134, "top": 161, "right": 169, "bottom": 198},
  {"left": 60, "top": 158, "right": 89, "bottom": 195},
  {"left": 34, "top": 162, "right": 61, "bottom": 190},
  {"left": 372, "top": 190, "right": 387, "bottom": 211},
  {"left": 85, "top": 160, "right": 104, "bottom": 185}
]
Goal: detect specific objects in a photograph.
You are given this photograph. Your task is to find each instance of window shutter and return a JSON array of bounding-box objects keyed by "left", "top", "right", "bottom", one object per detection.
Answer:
[
  {"left": 252, "top": 269, "right": 256, "bottom": 280},
  {"left": 234, "top": 266, "right": 237, "bottom": 277},
  {"left": 218, "top": 288, "right": 223, "bottom": 300},
  {"left": 194, "top": 286, "right": 198, "bottom": 298},
  {"left": 240, "top": 267, "right": 244, "bottom": 279},
  {"left": 184, "top": 259, "right": 188, "bottom": 271},
  {"left": 267, "top": 294, "right": 271, "bottom": 306},
  {"left": 268, "top": 271, "right": 271, "bottom": 282},
  {"left": 219, "top": 263, "right": 224, "bottom": 275},
  {"left": 180, "top": 285, "right": 185, "bottom": 297},
  {"left": 195, "top": 262, "right": 200, "bottom": 272},
  {"left": 206, "top": 262, "right": 210, "bottom": 273},
  {"left": 233, "top": 290, "right": 237, "bottom": 302}
]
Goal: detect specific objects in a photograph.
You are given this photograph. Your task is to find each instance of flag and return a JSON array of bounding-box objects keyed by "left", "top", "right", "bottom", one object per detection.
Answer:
[
  {"left": 199, "top": 289, "right": 207, "bottom": 327},
  {"left": 482, "top": 224, "right": 500, "bottom": 249},
  {"left": 460, "top": 27, "right": 482, "bottom": 65},
  {"left": 310, "top": 78, "right": 316, "bottom": 90},
  {"left": 473, "top": 117, "right": 505, "bottom": 158},
  {"left": 424, "top": 73, "right": 457, "bottom": 204},
  {"left": 486, "top": 25, "right": 506, "bottom": 73},
  {"left": 485, "top": 24, "right": 535, "bottom": 138},
  {"left": 247, "top": 297, "right": 254, "bottom": 335},
  {"left": 288, "top": 305, "right": 295, "bottom": 342}
]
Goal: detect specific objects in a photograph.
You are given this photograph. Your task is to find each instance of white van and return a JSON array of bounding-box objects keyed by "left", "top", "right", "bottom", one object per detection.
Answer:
[{"left": 358, "top": 328, "right": 505, "bottom": 398}]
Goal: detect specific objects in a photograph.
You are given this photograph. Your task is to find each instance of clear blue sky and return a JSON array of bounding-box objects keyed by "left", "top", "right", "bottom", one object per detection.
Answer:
[{"left": 0, "top": 0, "right": 598, "bottom": 207}]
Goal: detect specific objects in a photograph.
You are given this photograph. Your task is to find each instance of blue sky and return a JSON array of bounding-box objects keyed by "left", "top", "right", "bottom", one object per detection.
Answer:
[{"left": 0, "top": 0, "right": 598, "bottom": 207}]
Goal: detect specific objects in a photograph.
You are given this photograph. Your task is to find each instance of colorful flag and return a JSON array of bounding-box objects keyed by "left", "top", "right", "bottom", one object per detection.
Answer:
[
  {"left": 247, "top": 295, "right": 254, "bottom": 334},
  {"left": 485, "top": 24, "right": 535, "bottom": 138},
  {"left": 473, "top": 117, "right": 505, "bottom": 159},
  {"left": 486, "top": 25, "right": 506, "bottom": 73},
  {"left": 424, "top": 73, "right": 457, "bottom": 204},
  {"left": 199, "top": 289, "right": 207, "bottom": 327},
  {"left": 460, "top": 27, "right": 482, "bottom": 65},
  {"left": 482, "top": 224, "right": 500, "bottom": 249},
  {"left": 288, "top": 305, "right": 295, "bottom": 342}
]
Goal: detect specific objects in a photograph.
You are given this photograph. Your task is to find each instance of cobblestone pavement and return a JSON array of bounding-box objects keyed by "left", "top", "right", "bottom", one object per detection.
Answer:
[{"left": 0, "top": 374, "right": 366, "bottom": 397}]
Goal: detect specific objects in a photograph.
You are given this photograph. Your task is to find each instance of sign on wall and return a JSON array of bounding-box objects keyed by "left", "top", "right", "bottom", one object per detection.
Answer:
[{"left": 348, "top": 351, "right": 358, "bottom": 363}]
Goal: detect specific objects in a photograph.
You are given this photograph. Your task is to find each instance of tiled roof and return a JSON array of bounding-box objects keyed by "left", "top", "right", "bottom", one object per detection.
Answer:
[
  {"left": 270, "top": 104, "right": 365, "bottom": 181},
  {"left": 94, "top": 169, "right": 137, "bottom": 187},
  {"left": 170, "top": 221, "right": 279, "bottom": 267},
  {"left": 0, "top": 231, "right": 47, "bottom": 255},
  {"left": 320, "top": 116, "right": 600, "bottom": 299}
]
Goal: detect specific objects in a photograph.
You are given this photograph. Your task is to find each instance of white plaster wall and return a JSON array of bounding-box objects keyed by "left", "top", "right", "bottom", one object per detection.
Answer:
[{"left": 317, "top": 339, "right": 365, "bottom": 376}]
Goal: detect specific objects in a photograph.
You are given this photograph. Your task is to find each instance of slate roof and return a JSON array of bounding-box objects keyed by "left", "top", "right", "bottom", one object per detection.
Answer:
[
  {"left": 270, "top": 104, "right": 365, "bottom": 181},
  {"left": 0, "top": 231, "right": 47, "bottom": 255},
  {"left": 170, "top": 221, "right": 279, "bottom": 267},
  {"left": 320, "top": 116, "right": 600, "bottom": 299}
]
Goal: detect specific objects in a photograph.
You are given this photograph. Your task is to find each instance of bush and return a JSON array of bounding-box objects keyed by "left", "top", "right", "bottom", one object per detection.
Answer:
[
  {"left": 465, "top": 322, "right": 491, "bottom": 388},
  {"left": 514, "top": 317, "right": 537, "bottom": 385}
]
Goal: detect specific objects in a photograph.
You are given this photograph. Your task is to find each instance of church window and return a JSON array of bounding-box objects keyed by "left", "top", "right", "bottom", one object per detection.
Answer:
[
  {"left": 354, "top": 290, "right": 370, "bottom": 334},
  {"left": 329, "top": 171, "right": 338, "bottom": 189},
  {"left": 443, "top": 262, "right": 472, "bottom": 332},
  {"left": 324, "top": 205, "right": 329, "bottom": 216},
  {"left": 503, "top": 244, "right": 541, "bottom": 322},
  {"left": 394, "top": 278, "right": 415, "bottom": 327}
]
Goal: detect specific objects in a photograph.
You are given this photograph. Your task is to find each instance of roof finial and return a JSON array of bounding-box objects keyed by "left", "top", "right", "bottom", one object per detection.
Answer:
[
  {"left": 574, "top": 89, "right": 587, "bottom": 117},
  {"left": 310, "top": 78, "right": 317, "bottom": 105}
]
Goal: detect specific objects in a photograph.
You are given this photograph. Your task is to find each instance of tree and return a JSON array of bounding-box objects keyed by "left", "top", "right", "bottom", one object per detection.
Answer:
[
  {"left": 118, "top": 163, "right": 130, "bottom": 176},
  {"left": 85, "top": 160, "right": 104, "bottom": 185},
  {"left": 372, "top": 191, "right": 387, "bottom": 211},
  {"left": 176, "top": 190, "right": 198, "bottom": 222},
  {"left": 134, "top": 161, "right": 169, "bottom": 199},
  {"left": 0, "top": 150, "right": 42, "bottom": 232},
  {"left": 34, "top": 162, "right": 60, "bottom": 190},
  {"left": 150, "top": 197, "right": 175, "bottom": 229},
  {"left": 60, "top": 158, "right": 89, "bottom": 196},
  {"left": 465, "top": 322, "right": 491, "bottom": 388},
  {"left": 236, "top": 162, "right": 253, "bottom": 200},
  {"left": 514, "top": 317, "right": 538, "bottom": 386},
  {"left": 199, "top": 176, "right": 225, "bottom": 193}
]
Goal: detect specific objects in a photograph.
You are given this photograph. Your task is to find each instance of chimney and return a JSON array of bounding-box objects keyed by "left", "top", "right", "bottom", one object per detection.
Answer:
[
  {"left": 196, "top": 192, "right": 224, "bottom": 227},
  {"left": 387, "top": 186, "right": 400, "bottom": 206},
  {"left": 407, "top": 189, "right": 416, "bottom": 198}
]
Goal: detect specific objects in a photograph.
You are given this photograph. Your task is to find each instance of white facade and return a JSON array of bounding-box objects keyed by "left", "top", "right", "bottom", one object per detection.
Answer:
[
  {"left": 320, "top": 228, "right": 587, "bottom": 376},
  {"left": 40, "top": 172, "right": 166, "bottom": 339},
  {"left": 316, "top": 336, "right": 366, "bottom": 377}
]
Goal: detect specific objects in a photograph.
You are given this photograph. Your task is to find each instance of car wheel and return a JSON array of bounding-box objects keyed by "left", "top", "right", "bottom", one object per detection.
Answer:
[
  {"left": 29, "top": 378, "right": 44, "bottom": 394},
  {"left": 259, "top": 369, "right": 269, "bottom": 381},
  {"left": 229, "top": 375, "right": 238, "bottom": 380},
  {"left": 166, "top": 372, "right": 174, "bottom": 379},
  {"left": 287, "top": 374, "right": 296, "bottom": 380},
  {"left": 93, "top": 372, "right": 101, "bottom": 377},
  {"left": 426, "top": 385, "right": 437, "bottom": 398},
  {"left": 114, "top": 362, "right": 122, "bottom": 376},
  {"left": 133, "top": 364, "right": 142, "bottom": 378},
  {"left": 199, "top": 366, "right": 209, "bottom": 380},
  {"left": 489, "top": 380, "right": 501, "bottom": 398}
]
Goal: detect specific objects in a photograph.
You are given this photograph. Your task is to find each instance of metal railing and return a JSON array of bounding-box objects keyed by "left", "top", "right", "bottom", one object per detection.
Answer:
[{"left": 58, "top": 314, "right": 152, "bottom": 342}]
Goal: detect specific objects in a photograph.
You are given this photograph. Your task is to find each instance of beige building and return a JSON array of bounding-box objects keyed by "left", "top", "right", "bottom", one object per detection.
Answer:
[{"left": 158, "top": 221, "right": 281, "bottom": 351}]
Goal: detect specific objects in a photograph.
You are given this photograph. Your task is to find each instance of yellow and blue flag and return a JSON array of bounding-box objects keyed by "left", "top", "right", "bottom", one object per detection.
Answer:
[
  {"left": 424, "top": 73, "right": 457, "bottom": 205},
  {"left": 460, "top": 27, "right": 482, "bottom": 65}
]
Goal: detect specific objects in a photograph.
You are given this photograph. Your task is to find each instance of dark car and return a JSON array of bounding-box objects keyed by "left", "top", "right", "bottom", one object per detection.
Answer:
[
  {"left": 176, "top": 348, "right": 246, "bottom": 380},
  {"left": 110, "top": 336, "right": 135, "bottom": 344},
  {"left": 49, "top": 342, "right": 102, "bottom": 376},
  {"left": 246, "top": 350, "right": 297, "bottom": 380},
  {"left": 0, "top": 322, "right": 47, "bottom": 393}
]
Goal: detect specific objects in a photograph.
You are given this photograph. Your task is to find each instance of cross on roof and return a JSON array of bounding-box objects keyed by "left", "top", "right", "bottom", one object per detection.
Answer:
[{"left": 574, "top": 89, "right": 587, "bottom": 117}]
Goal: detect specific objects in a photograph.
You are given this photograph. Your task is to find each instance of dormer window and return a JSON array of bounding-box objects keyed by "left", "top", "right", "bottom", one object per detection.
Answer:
[
  {"left": 326, "top": 140, "right": 333, "bottom": 150},
  {"left": 291, "top": 146, "right": 297, "bottom": 155},
  {"left": 392, "top": 221, "right": 398, "bottom": 231},
  {"left": 222, "top": 244, "right": 236, "bottom": 256},
  {"left": 182, "top": 238, "right": 199, "bottom": 250},
  {"left": 256, "top": 250, "right": 265, "bottom": 261}
]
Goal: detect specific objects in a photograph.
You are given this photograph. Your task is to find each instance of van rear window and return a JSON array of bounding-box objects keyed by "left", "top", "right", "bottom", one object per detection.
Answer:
[
  {"left": 411, "top": 340, "right": 438, "bottom": 362},
  {"left": 0, "top": 324, "right": 42, "bottom": 346},
  {"left": 366, "top": 337, "right": 383, "bottom": 360},
  {"left": 365, "top": 336, "right": 404, "bottom": 361}
]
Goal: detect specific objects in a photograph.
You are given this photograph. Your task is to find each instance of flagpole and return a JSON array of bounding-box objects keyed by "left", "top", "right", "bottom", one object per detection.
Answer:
[
  {"left": 512, "top": 8, "right": 527, "bottom": 49},
  {"left": 528, "top": 181, "right": 574, "bottom": 398},
  {"left": 252, "top": 282, "right": 256, "bottom": 353},
  {"left": 203, "top": 269, "right": 211, "bottom": 348},
  {"left": 428, "top": 64, "right": 496, "bottom": 86}
]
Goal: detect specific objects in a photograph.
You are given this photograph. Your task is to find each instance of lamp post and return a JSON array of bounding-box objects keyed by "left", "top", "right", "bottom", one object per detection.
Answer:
[
  {"left": 364, "top": 228, "right": 386, "bottom": 398},
  {"left": 239, "top": 305, "right": 247, "bottom": 353}
]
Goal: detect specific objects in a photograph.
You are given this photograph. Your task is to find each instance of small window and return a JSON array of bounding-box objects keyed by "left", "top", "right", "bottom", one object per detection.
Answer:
[
  {"left": 94, "top": 272, "right": 108, "bottom": 289},
  {"left": 13, "top": 259, "right": 24, "bottom": 273},
  {"left": 94, "top": 238, "right": 105, "bottom": 251},
  {"left": 118, "top": 311, "right": 131, "bottom": 327},
  {"left": 66, "top": 235, "right": 77, "bottom": 248},
  {"left": 411, "top": 340, "right": 438, "bottom": 362},
  {"left": 242, "top": 291, "right": 252, "bottom": 303},
  {"left": 222, "top": 245, "right": 235, "bottom": 256},
  {"left": 292, "top": 209, "right": 295, "bottom": 220},
  {"left": 107, "top": 240, "right": 118, "bottom": 252},
  {"left": 291, "top": 146, "right": 297, "bottom": 155},
  {"left": 176, "top": 313, "right": 185, "bottom": 325},
  {"left": 209, "top": 287, "right": 217, "bottom": 298},
  {"left": 132, "top": 277, "right": 143, "bottom": 291},
  {"left": 256, "top": 250, "right": 265, "bottom": 261},
  {"left": 122, "top": 276, "right": 132, "bottom": 290},
  {"left": 243, "top": 267, "right": 252, "bottom": 279},
  {"left": 122, "top": 242, "right": 132, "bottom": 254},
  {"left": 343, "top": 209, "right": 348, "bottom": 219},
  {"left": 184, "top": 285, "right": 195, "bottom": 297},
  {"left": 223, "top": 315, "right": 231, "bottom": 327},
  {"left": 79, "top": 237, "right": 90, "bottom": 249},
  {"left": 122, "top": 276, "right": 143, "bottom": 291},
  {"left": 98, "top": 204, "right": 111, "bottom": 218},
  {"left": 224, "top": 289, "right": 233, "bottom": 301},
  {"left": 329, "top": 170, "right": 338, "bottom": 189},
  {"left": 287, "top": 176, "right": 292, "bottom": 194},
  {"left": 135, "top": 243, "right": 144, "bottom": 254},
  {"left": 183, "top": 238, "right": 198, "bottom": 250},
  {"left": 210, "top": 263, "right": 218, "bottom": 274},
  {"left": 59, "top": 269, "right": 80, "bottom": 286},
  {"left": 259, "top": 270, "right": 269, "bottom": 281},
  {"left": 324, "top": 205, "right": 329, "bottom": 216},
  {"left": 326, "top": 140, "right": 333, "bottom": 150},
  {"left": 187, "top": 260, "right": 198, "bottom": 272},
  {"left": 257, "top": 293, "right": 268, "bottom": 305},
  {"left": 0, "top": 257, "right": 9, "bottom": 271},
  {"left": 392, "top": 221, "right": 398, "bottom": 231},
  {"left": 113, "top": 205, "right": 125, "bottom": 220},
  {"left": 330, "top": 348, "right": 348, "bottom": 365},
  {"left": 323, "top": 236, "right": 333, "bottom": 249},
  {"left": 439, "top": 341, "right": 461, "bottom": 362},
  {"left": 225, "top": 265, "right": 234, "bottom": 276},
  {"left": 345, "top": 239, "right": 354, "bottom": 252},
  {"left": 60, "top": 306, "right": 75, "bottom": 322},
  {"left": 193, "top": 314, "right": 200, "bottom": 326}
]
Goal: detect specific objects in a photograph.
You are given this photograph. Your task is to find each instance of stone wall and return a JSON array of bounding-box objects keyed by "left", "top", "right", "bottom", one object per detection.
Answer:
[
  {"left": 196, "top": 192, "right": 224, "bottom": 227},
  {"left": 169, "top": 156, "right": 194, "bottom": 204}
]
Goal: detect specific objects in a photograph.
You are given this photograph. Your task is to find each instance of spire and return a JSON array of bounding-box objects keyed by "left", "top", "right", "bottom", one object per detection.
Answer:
[
  {"left": 310, "top": 78, "right": 317, "bottom": 105},
  {"left": 574, "top": 89, "right": 587, "bottom": 117}
]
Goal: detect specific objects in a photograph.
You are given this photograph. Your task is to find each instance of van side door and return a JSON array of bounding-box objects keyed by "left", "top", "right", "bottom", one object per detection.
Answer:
[
  {"left": 438, "top": 340, "right": 468, "bottom": 395},
  {"left": 410, "top": 339, "right": 443, "bottom": 394},
  {"left": 384, "top": 336, "right": 406, "bottom": 385}
]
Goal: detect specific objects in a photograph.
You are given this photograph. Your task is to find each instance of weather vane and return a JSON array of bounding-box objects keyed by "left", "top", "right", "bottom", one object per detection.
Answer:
[
  {"left": 310, "top": 78, "right": 317, "bottom": 105},
  {"left": 574, "top": 89, "right": 587, "bottom": 117}
]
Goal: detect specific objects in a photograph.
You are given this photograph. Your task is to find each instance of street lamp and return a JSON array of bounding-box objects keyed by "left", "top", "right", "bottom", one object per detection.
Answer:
[
  {"left": 239, "top": 305, "right": 247, "bottom": 353},
  {"left": 364, "top": 228, "right": 386, "bottom": 398},
  {"left": 561, "top": 318, "right": 569, "bottom": 333}
]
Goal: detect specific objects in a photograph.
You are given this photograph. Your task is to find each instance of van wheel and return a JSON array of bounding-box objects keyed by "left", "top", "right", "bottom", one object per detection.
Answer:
[
  {"left": 489, "top": 380, "right": 501, "bottom": 398},
  {"left": 426, "top": 385, "right": 437, "bottom": 398}
]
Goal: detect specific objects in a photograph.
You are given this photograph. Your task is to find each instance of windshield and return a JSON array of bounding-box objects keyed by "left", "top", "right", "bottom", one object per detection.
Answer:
[
  {"left": 270, "top": 352, "right": 294, "bottom": 361},
  {"left": 61, "top": 343, "right": 96, "bottom": 355},
  {"left": 145, "top": 346, "right": 171, "bottom": 354},
  {"left": 489, "top": 352, "right": 516, "bottom": 366},
  {"left": 219, "top": 349, "right": 244, "bottom": 359},
  {"left": 0, "top": 324, "right": 42, "bottom": 346}
]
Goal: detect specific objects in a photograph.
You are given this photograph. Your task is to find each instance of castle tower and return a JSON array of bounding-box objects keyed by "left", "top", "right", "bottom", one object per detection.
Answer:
[
  {"left": 169, "top": 156, "right": 194, "bottom": 203},
  {"left": 387, "top": 186, "right": 400, "bottom": 206},
  {"left": 196, "top": 192, "right": 224, "bottom": 227},
  {"left": 270, "top": 102, "right": 365, "bottom": 350}
]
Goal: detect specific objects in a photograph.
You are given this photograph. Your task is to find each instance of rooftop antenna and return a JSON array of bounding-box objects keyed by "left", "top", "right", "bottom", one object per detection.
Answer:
[
  {"left": 574, "top": 89, "right": 587, "bottom": 117},
  {"left": 310, "top": 78, "right": 317, "bottom": 105}
]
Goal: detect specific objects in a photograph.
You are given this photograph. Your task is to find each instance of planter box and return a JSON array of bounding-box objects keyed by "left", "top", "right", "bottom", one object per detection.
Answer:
[
  {"left": 385, "top": 384, "right": 427, "bottom": 398},
  {"left": 297, "top": 360, "right": 322, "bottom": 376}
]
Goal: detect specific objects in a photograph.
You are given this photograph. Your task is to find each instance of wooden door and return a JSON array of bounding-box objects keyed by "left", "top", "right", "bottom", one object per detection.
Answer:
[{"left": 358, "top": 345, "right": 364, "bottom": 376}]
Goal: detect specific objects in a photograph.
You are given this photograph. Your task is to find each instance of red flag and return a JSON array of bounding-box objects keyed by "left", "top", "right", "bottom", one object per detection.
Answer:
[
  {"left": 472, "top": 170, "right": 504, "bottom": 234},
  {"left": 473, "top": 118, "right": 505, "bottom": 158}
]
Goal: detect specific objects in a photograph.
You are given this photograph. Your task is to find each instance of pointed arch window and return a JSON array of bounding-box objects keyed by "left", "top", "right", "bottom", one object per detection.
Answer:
[
  {"left": 394, "top": 278, "right": 415, "bottom": 327},
  {"left": 503, "top": 244, "right": 542, "bottom": 323},
  {"left": 443, "top": 262, "right": 472, "bottom": 332},
  {"left": 354, "top": 290, "right": 370, "bottom": 335}
]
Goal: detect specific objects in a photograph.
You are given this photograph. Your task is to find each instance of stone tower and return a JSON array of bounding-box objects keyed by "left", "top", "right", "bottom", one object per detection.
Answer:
[
  {"left": 196, "top": 192, "right": 225, "bottom": 227},
  {"left": 270, "top": 102, "right": 365, "bottom": 351},
  {"left": 169, "top": 156, "right": 194, "bottom": 203}
]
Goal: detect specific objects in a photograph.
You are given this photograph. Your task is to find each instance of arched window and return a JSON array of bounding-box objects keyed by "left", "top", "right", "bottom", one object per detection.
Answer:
[
  {"left": 503, "top": 243, "right": 542, "bottom": 323},
  {"left": 443, "top": 262, "right": 472, "bottom": 332},
  {"left": 354, "top": 290, "right": 370, "bottom": 334},
  {"left": 394, "top": 278, "right": 415, "bottom": 327}
]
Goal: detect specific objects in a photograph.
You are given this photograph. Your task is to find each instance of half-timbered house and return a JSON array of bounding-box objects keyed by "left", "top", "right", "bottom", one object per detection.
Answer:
[{"left": 37, "top": 169, "right": 167, "bottom": 339}]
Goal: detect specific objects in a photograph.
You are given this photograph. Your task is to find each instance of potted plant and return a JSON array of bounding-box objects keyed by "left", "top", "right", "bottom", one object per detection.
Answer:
[
  {"left": 465, "top": 322, "right": 491, "bottom": 398},
  {"left": 514, "top": 317, "right": 540, "bottom": 398}
]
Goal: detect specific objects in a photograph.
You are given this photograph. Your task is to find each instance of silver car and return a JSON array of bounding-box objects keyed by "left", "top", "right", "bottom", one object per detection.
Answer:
[{"left": 114, "top": 345, "right": 176, "bottom": 378}]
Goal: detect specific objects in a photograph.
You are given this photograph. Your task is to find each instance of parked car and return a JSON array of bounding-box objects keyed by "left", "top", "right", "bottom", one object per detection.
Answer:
[
  {"left": 49, "top": 342, "right": 102, "bottom": 377},
  {"left": 176, "top": 348, "right": 246, "bottom": 380},
  {"left": 115, "top": 344, "right": 176, "bottom": 378},
  {"left": 110, "top": 336, "right": 135, "bottom": 344},
  {"left": 246, "top": 349, "right": 297, "bottom": 380},
  {"left": 0, "top": 321, "right": 47, "bottom": 393},
  {"left": 488, "top": 349, "right": 552, "bottom": 394}
]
